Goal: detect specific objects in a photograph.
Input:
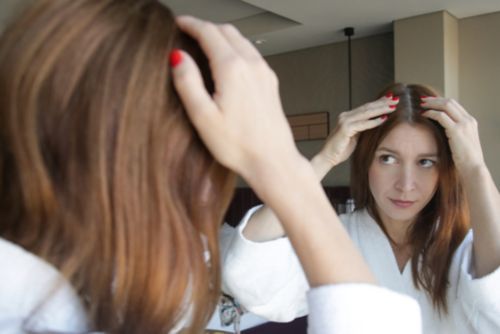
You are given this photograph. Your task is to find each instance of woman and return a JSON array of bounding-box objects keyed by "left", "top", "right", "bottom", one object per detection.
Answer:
[
  {"left": 222, "top": 83, "right": 500, "bottom": 333},
  {"left": 0, "top": 0, "right": 419, "bottom": 333}
]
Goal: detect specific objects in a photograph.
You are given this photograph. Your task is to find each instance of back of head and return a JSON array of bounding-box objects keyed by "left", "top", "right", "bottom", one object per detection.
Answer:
[
  {"left": 350, "top": 82, "right": 469, "bottom": 313},
  {"left": 0, "top": 0, "right": 234, "bottom": 332}
]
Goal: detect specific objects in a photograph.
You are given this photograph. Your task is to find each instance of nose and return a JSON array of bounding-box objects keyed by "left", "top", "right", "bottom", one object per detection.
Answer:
[{"left": 395, "top": 165, "right": 416, "bottom": 192}]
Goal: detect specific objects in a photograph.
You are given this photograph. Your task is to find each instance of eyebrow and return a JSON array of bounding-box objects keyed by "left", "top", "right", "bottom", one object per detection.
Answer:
[{"left": 376, "top": 147, "right": 439, "bottom": 158}]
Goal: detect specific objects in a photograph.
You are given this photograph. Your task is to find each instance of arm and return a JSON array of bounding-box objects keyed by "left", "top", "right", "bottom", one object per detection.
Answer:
[
  {"left": 241, "top": 153, "right": 337, "bottom": 242},
  {"left": 172, "top": 18, "right": 421, "bottom": 332},
  {"left": 462, "top": 165, "right": 500, "bottom": 276},
  {"left": 245, "top": 154, "right": 375, "bottom": 286},
  {"left": 171, "top": 15, "right": 379, "bottom": 287},
  {"left": 422, "top": 97, "right": 500, "bottom": 277},
  {"left": 243, "top": 96, "right": 399, "bottom": 242}
]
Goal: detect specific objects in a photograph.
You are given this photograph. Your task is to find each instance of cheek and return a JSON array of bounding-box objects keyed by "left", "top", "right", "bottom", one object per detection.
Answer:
[
  {"left": 422, "top": 170, "right": 439, "bottom": 197},
  {"left": 368, "top": 164, "right": 385, "bottom": 198}
]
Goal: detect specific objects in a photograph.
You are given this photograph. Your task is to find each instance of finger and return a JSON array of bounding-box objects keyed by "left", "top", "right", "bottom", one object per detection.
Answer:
[
  {"left": 217, "top": 23, "right": 262, "bottom": 60},
  {"left": 420, "top": 97, "right": 466, "bottom": 122},
  {"left": 349, "top": 116, "right": 389, "bottom": 133},
  {"left": 170, "top": 49, "right": 221, "bottom": 134},
  {"left": 364, "top": 95, "right": 399, "bottom": 111},
  {"left": 421, "top": 109, "right": 455, "bottom": 129},
  {"left": 348, "top": 95, "right": 398, "bottom": 118},
  {"left": 348, "top": 103, "right": 396, "bottom": 123},
  {"left": 379, "top": 93, "right": 401, "bottom": 106},
  {"left": 176, "top": 16, "right": 236, "bottom": 64}
]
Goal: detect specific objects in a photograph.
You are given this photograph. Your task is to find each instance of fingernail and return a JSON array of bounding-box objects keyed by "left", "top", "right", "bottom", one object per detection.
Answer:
[
  {"left": 385, "top": 92, "right": 393, "bottom": 98},
  {"left": 420, "top": 102, "right": 426, "bottom": 107},
  {"left": 392, "top": 96, "right": 399, "bottom": 101},
  {"left": 169, "top": 49, "right": 183, "bottom": 67},
  {"left": 389, "top": 105, "right": 396, "bottom": 109},
  {"left": 380, "top": 115, "right": 388, "bottom": 121},
  {"left": 420, "top": 95, "right": 428, "bottom": 100}
]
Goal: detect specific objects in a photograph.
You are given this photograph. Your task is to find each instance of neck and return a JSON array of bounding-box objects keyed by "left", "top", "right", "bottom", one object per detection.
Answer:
[{"left": 378, "top": 212, "right": 414, "bottom": 246}]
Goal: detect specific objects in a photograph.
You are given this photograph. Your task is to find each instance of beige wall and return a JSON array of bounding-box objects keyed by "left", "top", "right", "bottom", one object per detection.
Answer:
[
  {"left": 394, "top": 10, "right": 500, "bottom": 186},
  {"left": 394, "top": 11, "right": 459, "bottom": 98},
  {"left": 395, "top": 12, "right": 446, "bottom": 93},
  {"left": 444, "top": 12, "right": 459, "bottom": 100},
  {"left": 459, "top": 11, "right": 500, "bottom": 186},
  {"left": 263, "top": 33, "right": 394, "bottom": 186},
  {"left": 256, "top": 10, "right": 500, "bottom": 188}
]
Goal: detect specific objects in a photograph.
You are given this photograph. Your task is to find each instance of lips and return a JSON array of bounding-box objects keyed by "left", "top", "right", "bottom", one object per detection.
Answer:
[{"left": 390, "top": 199, "right": 415, "bottom": 208}]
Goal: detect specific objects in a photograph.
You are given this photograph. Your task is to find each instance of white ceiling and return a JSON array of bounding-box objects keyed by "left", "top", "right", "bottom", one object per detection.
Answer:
[
  {"left": 162, "top": 0, "right": 500, "bottom": 55},
  {"left": 1, "top": 1, "right": 499, "bottom": 56}
]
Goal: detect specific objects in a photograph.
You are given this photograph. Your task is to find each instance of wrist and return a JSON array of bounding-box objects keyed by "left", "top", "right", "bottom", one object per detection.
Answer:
[
  {"left": 241, "top": 150, "right": 309, "bottom": 198},
  {"left": 311, "top": 152, "right": 337, "bottom": 180},
  {"left": 459, "top": 163, "right": 490, "bottom": 185}
]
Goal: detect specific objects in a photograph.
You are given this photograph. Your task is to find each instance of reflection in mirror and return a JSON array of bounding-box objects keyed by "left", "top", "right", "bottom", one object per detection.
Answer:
[{"left": 160, "top": 1, "right": 500, "bottom": 333}]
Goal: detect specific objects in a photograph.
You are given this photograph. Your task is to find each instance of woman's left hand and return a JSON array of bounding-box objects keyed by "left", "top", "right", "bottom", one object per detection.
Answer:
[{"left": 421, "top": 97, "right": 485, "bottom": 175}]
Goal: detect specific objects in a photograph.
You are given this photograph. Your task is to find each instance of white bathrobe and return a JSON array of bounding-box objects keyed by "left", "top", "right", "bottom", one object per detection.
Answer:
[
  {"left": 221, "top": 206, "right": 500, "bottom": 334},
  {"left": 0, "top": 238, "right": 89, "bottom": 334},
  {"left": 0, "top": 221, "right": 423, "bottom": 334}
]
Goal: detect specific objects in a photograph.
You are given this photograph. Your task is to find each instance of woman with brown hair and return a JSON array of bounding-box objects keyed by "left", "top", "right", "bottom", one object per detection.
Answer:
[
  {"left": 0, "top": 1, "right": 235, "bottom": 332},
  {"left": 222, "top": 83, "right": 500, "bottom": 333},
  {"left": 0, "top": 1, "right": 420, "bottom": 333}
]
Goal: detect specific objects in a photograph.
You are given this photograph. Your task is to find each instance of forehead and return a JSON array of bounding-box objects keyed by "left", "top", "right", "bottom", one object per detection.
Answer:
[{"left": 377, "top": 123, "right": 437, "bottom": 154}]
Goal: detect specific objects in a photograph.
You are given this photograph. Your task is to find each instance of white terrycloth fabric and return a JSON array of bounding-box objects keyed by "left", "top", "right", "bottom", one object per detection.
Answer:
[
  {"left": 0, "top": 237, "right": 89, "bottom": 334},
  {"left": 307, "top": 284, "right": 421, "bottom": 334},
  {"left": 221, "top": 206, "right": 500, "bottom": 334},
  {"left": 0, "top": 236, "right": 199, "bottom": 334}
]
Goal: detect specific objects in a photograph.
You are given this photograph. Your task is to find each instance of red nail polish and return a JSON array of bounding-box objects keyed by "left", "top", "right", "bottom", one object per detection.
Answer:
[
  {"left": 380, "top": 115, "right": 388, "bottom": 121},
  {"left": 385, "top": 92, "right": 393, "bottom": 98},
  {"left": 420, "top": 95, "right": 428, "bottom": 99},
  {"left": 389, "top": 105, "right": 396, "bottom": 109},
  {"left": 392, "top": 96, "right": 399, "bottom": 101},
  {"left": 169, "top": 49, "right": 183, "bottom": 67}
]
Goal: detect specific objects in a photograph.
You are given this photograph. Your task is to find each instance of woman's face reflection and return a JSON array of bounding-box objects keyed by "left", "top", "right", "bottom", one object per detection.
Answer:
[{"left": 368, "top": 123, "right": 439, "bottom": 226}]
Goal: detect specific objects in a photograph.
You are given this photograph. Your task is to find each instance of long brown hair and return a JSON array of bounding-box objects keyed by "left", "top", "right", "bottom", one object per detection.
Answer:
[
  {"left": 351, "top": 83, "right": 469, "bottom": 314},
  {"left": 0, "top": 0, "right": 235, "bottom": 332}
]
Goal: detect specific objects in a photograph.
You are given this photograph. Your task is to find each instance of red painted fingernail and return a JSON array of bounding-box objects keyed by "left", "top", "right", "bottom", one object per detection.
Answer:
[
  {"left": 392, "top": 96, "right": 399, "bottom": 101},
  {"left": 380, "top": 115, "right": 388, "bottom": 121},
  {"left": 385, "top": 92, "right": 393, "bottom": 98},
  {"left": 420, "top": 95, "right": 428, "bottom": 99},
  {"left": 389, "top": 105, "right": 396, "bottom": 109},
  {"left": 169, "top": 49, "right": 183, "bottom": 67}
]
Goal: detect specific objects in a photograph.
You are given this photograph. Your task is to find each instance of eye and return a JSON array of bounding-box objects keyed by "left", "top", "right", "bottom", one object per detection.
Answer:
[
  {"left": 419, "top": 159, "right": 436, "bottom": 168},
  {"left": 379, "top": 154, "right": 397, "bottom": 165}
]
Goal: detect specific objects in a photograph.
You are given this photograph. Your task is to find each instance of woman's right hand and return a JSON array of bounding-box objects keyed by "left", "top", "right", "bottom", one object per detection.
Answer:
[
  {"left": 171, "top": 16, "right": 302, "bottom": 192},
  {"left": 172, "top": 17, "right": 381, "bottom": 290},
  {"left": 317, "top": 95, "right": 399, "bottom": 167}
]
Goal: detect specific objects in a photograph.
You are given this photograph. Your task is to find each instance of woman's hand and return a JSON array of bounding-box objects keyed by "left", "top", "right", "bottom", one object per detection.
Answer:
[
  {"left": 171, "top": 16, "right": 301, "bottom": 188},
  {"left": 319, "top": 96, "right": 398, "bottom": 166},
  {"left": 422, "top": 98, "right": 500, "bottom": 277},
  {"left": 421, "top": 97, "right": 485, "bottom": 174},
  {"left": 312, "top": 96, "right": 398, "bottom": 179},
  {"left": 172, "top": 16, "right": 378, "bottom": 288}
]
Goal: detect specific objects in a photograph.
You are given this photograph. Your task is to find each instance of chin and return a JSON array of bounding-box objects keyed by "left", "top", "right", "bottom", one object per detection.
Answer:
[{"left": 380, "top": 205, "right": 421, "bottom": 223}]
